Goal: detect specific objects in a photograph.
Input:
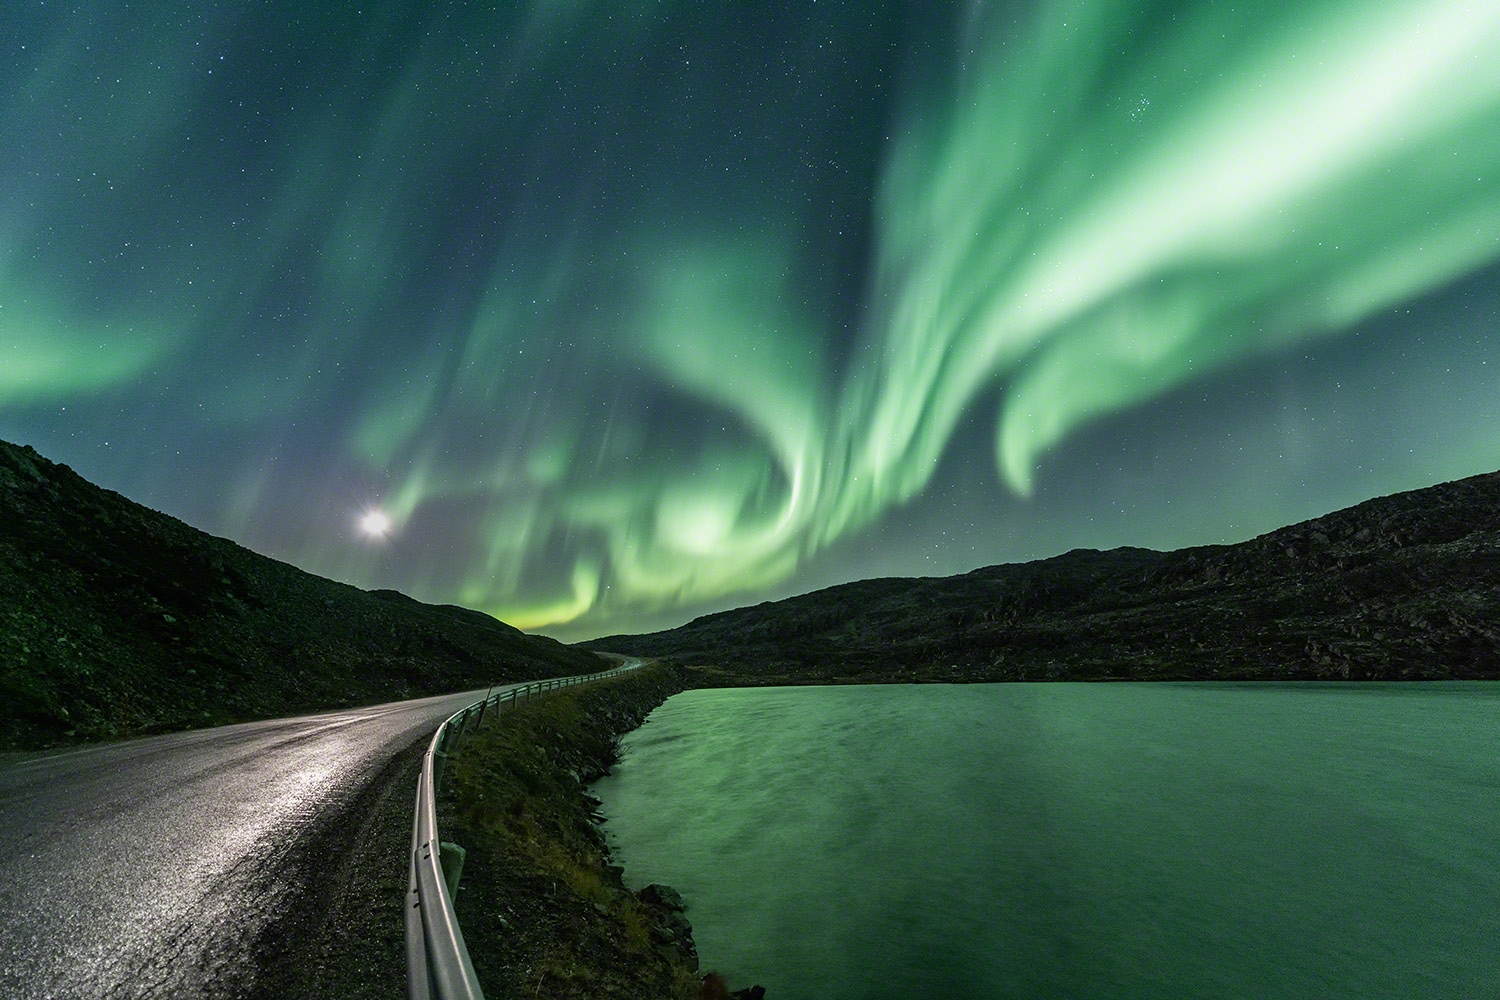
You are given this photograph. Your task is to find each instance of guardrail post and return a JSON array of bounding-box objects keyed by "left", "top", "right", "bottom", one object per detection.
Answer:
[{"left": 440, "top": 841, "right": 467, "bottom": 897}]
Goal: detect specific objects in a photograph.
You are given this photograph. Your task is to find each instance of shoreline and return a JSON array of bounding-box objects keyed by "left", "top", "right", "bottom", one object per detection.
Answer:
[{"left": 439, "top": 661, "right": 764, "bottom": 999}]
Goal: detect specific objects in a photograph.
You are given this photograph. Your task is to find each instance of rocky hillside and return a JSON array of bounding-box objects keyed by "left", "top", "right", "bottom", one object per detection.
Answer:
[
  {"left": 586, "top": 471, "right": 1500, "bottom": 683},
  {"left": 0, "top": 439, "right": 603, "bottom": 750}
]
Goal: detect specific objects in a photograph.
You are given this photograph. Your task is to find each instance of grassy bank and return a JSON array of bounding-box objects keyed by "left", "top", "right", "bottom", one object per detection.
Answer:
[{"left": 443, "top": 663, "right": 727, "bottom": 1000}]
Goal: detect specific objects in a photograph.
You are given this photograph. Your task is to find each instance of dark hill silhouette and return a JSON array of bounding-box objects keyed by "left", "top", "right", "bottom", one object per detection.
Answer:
[
  {"left": 0, "top": 439, "right": 602, "bottom": 750},
  {"left": 585, "top": 471, "right": 1500, "bottom": 683}
]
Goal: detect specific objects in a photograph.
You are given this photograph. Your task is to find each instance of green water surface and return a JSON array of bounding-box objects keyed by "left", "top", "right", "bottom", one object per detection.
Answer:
[{"left": 593, "top": 683, "right": 1500, "bottom": 999}]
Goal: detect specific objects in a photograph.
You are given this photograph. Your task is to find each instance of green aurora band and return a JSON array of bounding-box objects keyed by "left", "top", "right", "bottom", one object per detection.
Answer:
[{"left": 3, "top": 1, "right": 1499, "bottom": 635}]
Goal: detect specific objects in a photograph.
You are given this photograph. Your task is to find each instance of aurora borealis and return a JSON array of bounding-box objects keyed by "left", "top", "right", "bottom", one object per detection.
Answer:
[{"left": 4, "top": 2, "right": 1499, "bottom": 640}]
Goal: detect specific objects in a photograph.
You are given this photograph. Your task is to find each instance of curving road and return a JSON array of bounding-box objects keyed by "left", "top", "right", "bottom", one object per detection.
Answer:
[{"left": 0, "top": 682, "right": 536, "bottom": 1000}]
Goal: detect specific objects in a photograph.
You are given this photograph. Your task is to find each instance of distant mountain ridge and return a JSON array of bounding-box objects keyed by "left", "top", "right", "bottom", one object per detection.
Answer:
[
  {"left": 0, "top": 438, "right": 602, "bottom": 750},
  {"left": 585, "top": 470, "right": 1500, "bottom": 683}
]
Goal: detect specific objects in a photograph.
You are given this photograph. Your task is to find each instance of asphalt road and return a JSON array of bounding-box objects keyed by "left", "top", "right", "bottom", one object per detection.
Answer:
[{"left": 0, "top": 683, "right": 526, "bottom": 1000}]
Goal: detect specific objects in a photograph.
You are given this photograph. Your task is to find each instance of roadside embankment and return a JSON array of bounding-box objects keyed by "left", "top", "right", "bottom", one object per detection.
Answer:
[{"left": 442, "top": 662, "right": 762, "bottom": 1000}]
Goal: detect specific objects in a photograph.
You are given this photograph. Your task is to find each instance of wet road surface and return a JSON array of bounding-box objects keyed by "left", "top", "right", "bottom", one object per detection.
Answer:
[{"left": 0, "top": 684, "right": 525, "bottom": 999}]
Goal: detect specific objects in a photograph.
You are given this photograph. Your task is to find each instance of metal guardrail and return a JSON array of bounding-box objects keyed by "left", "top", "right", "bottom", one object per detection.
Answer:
[{"left": 406, "top": 660, "right": 640, "bottom": 1000}]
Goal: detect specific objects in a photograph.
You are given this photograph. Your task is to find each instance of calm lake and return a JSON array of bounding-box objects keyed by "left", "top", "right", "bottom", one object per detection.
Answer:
[{"left": 592, "top": 683, "right": 1500, "bottom": 999}]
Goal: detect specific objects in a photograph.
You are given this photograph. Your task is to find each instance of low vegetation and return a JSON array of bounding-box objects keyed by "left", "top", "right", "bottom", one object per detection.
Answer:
[{"left": 441, "top": 663, "right": 721, "bottom": 1000}]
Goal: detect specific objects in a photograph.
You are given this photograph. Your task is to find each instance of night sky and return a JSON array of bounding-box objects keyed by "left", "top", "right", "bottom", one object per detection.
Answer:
[{"left": 4, "top": 2, "right": 1498, "bottom": 641}]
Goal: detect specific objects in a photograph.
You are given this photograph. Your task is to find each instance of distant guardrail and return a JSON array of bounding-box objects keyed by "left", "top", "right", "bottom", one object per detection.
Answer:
[{"left": 406, "top": 660, "right": 641, "bottom": 1000}]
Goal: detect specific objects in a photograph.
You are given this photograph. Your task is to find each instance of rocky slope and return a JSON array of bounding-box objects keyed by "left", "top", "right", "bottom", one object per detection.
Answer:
[
  {"left": 0, "top": 439, "right": 602, "bottom": 750},
  {"left": 586, "top": 471, "right": 1500, "bottom": 683}
]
